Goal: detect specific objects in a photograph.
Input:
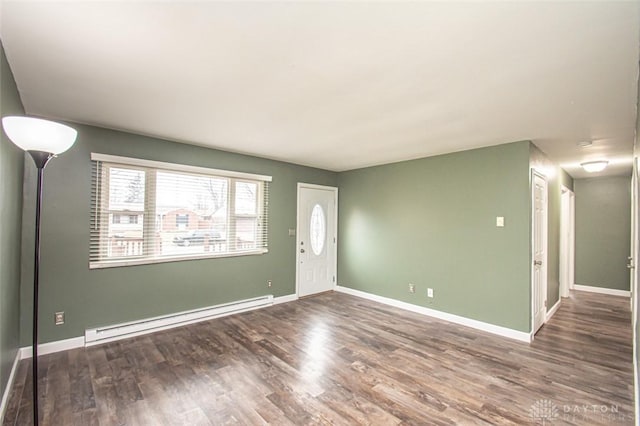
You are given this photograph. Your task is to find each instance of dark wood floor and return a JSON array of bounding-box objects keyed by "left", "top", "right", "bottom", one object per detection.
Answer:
[{"left": 2, "top": 290, "right": 634, "bottom": 425}]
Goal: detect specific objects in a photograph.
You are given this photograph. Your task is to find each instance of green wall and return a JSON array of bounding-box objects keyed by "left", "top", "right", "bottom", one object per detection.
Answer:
[
  {"left": 0, "top": 42, "right": 24, "bottom": 402},
  {"left": 575, "top": 176, "right": 631, "bottom": 291},
  {"left": 561, "top": 169, "right": 574, "bottom": 192},
  {"left": 20, "top": 124, "right": 337, "bottom": 345},
  {"left": 337, "top": 141, "right": 532, "bottom": 332}
]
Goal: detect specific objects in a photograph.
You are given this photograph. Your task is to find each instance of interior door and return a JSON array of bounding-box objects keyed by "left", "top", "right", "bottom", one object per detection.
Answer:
[
  {"left": 634, "top": 158, "right": 640, "bottom": 426},
  {"left": 630, "top": 158, "right": 638, "bottom": 314},
  {"left": 532, "top": 173, "right": 548, "bottom": 333},
  {"left": 297, "top": 184, "right": 337, "bottom": 297}
]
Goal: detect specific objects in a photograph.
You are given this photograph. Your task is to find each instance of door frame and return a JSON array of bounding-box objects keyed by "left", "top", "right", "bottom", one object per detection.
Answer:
[
  {"left": 560, "top": 185, "right": 575, "bottom": 298},
  {"left": 531, "top": 171, "right": 549, "bottom": 336},
  {"left": 632, "top": 158, "right": 638, "bottom": 313},
  {"left": 295, "top": 183, "right": 338, "bottom": 298}
]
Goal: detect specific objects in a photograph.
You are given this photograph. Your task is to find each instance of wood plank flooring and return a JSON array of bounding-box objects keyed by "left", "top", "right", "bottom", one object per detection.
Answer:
[{"left": 2, "top": 290, "right": 634, "bottom": 425}]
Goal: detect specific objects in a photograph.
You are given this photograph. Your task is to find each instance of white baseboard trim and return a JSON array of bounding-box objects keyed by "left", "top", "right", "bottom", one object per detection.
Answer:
[
  {"left": 546, "top": 299, "right": 561, "bottom": 322},
  {"left": 19, "top": 294, "right": 299, "bottom": 357},
  {"left": 335, "top": 286, "right": 531, "bottom": 343},
  {"left": 273, "top": 294, "right": 298, "bottom": 305},
  {"left": 0, "top": 351, "right": 20, "bottom": 423},
  {"left": 19, "top": 336, "right": 85, "bottom": 359},
  {"left": 574, "top": 284, "right": 631, "bottom": 298},
  {"left": 86, "top": 295, "right": 275, "bottom": 347}
]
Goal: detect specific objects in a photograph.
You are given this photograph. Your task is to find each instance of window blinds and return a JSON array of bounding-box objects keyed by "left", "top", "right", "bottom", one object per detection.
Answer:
[{"left": 90, "top": 153, "right": 270, "bottom": 269}]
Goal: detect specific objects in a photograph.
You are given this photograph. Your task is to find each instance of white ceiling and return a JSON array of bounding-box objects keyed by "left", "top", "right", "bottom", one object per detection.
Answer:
[{"left": 1, "top": 1, "right": 638, "bottom": 177}]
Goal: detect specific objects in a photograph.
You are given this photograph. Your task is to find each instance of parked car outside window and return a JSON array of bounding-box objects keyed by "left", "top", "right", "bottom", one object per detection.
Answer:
[{"left": 172, "top": 230, "right": 222, "bottom": 247}]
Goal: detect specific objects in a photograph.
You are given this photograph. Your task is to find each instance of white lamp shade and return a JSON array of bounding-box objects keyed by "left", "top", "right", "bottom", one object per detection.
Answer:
[
  {"left": 2, "top": 116, "right": 77, "bottom": 154},
  {"left": 581, "top": 160, "right": 609, "bottom": 173}
]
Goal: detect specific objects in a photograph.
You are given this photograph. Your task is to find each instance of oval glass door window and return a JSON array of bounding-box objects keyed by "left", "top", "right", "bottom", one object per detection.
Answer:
[{"left": 310, "top": 204, "right": 326, "bottom": 255}]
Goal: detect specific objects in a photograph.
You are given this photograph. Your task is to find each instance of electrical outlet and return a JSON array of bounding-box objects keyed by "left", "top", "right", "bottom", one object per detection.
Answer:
[
  {"left": 54, "top": 312, "right": 65, "bottom": 325},
  {"left": 409, "top": 283, "right": 415, "bottom": 293},
  {"left": 267, "top": 280, "right": 272, "bottom": 288},
  {"left": 427, "top": 288, "right": 434, "bottom": 298}
]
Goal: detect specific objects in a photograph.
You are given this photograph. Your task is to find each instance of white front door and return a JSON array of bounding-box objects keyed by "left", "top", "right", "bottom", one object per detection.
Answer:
[
  {"left": 297, "top": 184, "right": 337, "bottom": 297},
  {"left": 532, "top": 173, "right": 548, "bottom": 334}
]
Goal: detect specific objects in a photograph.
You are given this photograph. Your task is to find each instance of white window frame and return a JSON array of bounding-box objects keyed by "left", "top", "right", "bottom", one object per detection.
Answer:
[
  {"left": 232, "top": 179, "right": 263, "bottom": 252},
  {"left": 90, "top": 153, "right": 271, "bottom": 269}
]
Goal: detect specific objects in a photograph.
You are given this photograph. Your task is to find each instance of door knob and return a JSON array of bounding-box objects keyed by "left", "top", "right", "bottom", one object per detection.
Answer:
[{"left": 300, "top": 248, "right": 305, "bottom": 253}]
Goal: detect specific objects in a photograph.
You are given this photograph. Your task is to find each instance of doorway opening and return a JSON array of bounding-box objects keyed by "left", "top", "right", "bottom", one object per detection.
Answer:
[{"left": 560, "top": 186, "right": 575, "bottom": 299}]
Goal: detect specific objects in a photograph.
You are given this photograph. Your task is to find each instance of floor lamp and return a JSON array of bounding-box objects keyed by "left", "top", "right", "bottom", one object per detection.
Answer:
[{"left": 1, "top": 116, "right": 77, "bottom": 425}]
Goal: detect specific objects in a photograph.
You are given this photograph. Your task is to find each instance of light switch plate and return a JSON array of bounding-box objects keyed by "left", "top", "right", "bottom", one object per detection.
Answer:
[
  {"left": 496, "top": 216, "right": 505, "bottom": 227},
  {"left": 288, "top": 228, "right": 296, "bottom": 236}
]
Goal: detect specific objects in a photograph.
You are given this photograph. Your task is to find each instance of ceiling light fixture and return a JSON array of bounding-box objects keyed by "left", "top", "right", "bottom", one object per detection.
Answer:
[{"left": 581, "top": 160, "right": 608, "bottom": 173}]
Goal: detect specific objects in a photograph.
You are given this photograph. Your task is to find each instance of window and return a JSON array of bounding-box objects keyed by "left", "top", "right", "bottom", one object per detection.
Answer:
[
  {"left": 112, "top": 214, "right": 140, "bottom": 224},
  {"left": 175, "top": 214, "right": 189, "bottom": 229},
  {"left": 309, "top": 204, "right": 326, "bottom": 255},
  {"left": 90, "top": 154, "right": 271, "bottom": 268}
]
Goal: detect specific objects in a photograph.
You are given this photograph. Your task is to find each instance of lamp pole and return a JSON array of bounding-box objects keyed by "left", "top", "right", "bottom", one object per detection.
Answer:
[
  {"left": 1, "top": 116, "right": 77, "bottom": 426},
  {"left": 29, "top": 151, "right": 54, "bottom": 426}
]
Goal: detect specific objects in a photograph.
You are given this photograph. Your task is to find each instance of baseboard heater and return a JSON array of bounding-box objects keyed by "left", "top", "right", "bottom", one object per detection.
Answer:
[{"left": 85, "top": 295, "right": 274, "bottom": 346}]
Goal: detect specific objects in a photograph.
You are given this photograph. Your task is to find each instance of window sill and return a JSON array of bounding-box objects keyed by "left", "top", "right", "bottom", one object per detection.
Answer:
[{"left": 89, "top": 248, "right": 268, "bottom": 269}]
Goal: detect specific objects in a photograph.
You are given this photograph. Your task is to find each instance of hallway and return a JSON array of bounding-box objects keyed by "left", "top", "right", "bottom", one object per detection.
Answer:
[{"left": 530, "top": 290, "right": 633, "bottom": 424}]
